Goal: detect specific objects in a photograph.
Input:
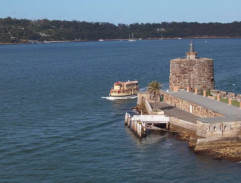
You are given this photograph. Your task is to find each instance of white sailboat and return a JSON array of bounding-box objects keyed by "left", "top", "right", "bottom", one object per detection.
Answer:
[{"left": 128, "top": 33, "right": 136, "bottom": 42}]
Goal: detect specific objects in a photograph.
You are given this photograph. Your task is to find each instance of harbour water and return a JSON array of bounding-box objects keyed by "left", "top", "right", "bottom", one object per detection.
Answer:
[{"left": 0, "top": 39, "right": 241, "bottom": 182}]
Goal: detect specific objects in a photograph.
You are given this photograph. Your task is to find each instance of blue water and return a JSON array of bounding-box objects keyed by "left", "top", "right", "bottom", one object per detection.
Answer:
[{"left": 0, "top": 39, "right": 241, "bottom": 183}]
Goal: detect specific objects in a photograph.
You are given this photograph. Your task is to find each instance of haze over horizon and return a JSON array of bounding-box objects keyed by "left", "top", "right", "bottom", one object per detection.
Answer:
[{"left": 0, "top": 0, "right": 241, "bottom": 24}]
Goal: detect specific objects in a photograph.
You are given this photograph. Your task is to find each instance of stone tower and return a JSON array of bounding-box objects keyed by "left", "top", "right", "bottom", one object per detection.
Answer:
[{"left": 169, "top": 42, "right": 215, "bottom": 91}]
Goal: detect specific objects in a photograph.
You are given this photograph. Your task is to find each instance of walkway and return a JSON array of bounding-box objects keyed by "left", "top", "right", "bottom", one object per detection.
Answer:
[{"left": 153, "top": 102, "right": 198, "bottom": 123}]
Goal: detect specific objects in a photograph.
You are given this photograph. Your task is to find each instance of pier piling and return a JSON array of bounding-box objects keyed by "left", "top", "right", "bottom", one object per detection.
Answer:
[{"left": 124, "top": 113, "right": 169, "bottom": 138}]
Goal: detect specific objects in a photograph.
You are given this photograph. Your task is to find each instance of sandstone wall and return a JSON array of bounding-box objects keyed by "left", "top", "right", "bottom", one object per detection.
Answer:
[
  {"left": 169, "top": 58, "right": 214, "bottom": 91},
  {"left": 170, "top": 117, "right": 197, "bottom": 132},
  {"left": 197, "top": 120, "right": 241, "bottom": 139}
]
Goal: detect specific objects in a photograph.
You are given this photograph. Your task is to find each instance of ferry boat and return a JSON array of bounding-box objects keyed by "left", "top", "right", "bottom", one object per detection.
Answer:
[{"left": 109, "top": 80, "right": 139, "bottom": 97}]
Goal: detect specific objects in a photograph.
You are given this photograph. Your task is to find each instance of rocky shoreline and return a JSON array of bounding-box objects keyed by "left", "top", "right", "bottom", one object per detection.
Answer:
[
  {"left": 170, "top": 124, "right": 241, "bottom": 162},
  {"left": 194, "top": 138, "right": 241, "bottom": 162}
]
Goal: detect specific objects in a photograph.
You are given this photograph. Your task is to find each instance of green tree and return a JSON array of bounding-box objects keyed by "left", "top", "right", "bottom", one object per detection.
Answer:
[{"left": 147, "top": 81, "right": 162, "bottom": 111}]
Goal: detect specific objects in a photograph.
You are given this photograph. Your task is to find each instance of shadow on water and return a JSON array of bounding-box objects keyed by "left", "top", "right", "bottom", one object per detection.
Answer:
[{"left": 125, "top": 127, "right": 171, "bottom": 146}]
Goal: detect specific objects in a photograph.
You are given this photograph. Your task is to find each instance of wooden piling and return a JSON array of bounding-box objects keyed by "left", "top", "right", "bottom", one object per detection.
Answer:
[
  {"left": 137, "top": 122, "right": 141, "bottom": 138},
  {"left": 128, "top": 116, "right": 131, "bottom": 127},
  {"left": 124, "top": 113, "right": 128, "bottom": 125},
  {"left": 132, "top": 120, "right": 135, "bottom": 133}
]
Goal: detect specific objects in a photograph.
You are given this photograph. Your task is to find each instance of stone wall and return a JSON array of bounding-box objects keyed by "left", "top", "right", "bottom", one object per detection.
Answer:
[
  {"left": 197, "top": 120, "right": 241, "bottom": 139},
  {"left": 169, "top": 58, "right": 214, "bottom": 91},
  {"left": 162, "top": 92, "right": 223, "bottom": 118},
  {"left": 170, "top": 117, "right": 197, "bottom": 132}
]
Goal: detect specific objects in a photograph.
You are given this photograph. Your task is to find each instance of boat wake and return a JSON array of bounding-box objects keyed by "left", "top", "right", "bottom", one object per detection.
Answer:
[{"left": 102, "top": 96, "right": 137, "bottom": 100}]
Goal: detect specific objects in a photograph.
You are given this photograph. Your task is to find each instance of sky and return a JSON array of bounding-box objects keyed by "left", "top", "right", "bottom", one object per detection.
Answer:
[{"left": 0, "top": 0, "right": 241, "bottom": 24}]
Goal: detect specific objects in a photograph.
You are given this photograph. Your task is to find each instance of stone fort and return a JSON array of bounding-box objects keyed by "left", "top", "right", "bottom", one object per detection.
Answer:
[{"left": 169, "top": 42, "right": 215, "bottom": 91}]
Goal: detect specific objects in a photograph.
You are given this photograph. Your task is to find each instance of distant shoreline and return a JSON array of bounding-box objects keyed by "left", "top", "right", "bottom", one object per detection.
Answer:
[
  {"left": 2, "top": 18, "right": 241, "bottom": 46},
  {"left": 1, "top": 37, "right": 241, "bottom": 45}
]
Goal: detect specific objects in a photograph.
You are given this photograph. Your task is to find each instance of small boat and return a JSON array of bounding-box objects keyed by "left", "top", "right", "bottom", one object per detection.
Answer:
[
  {"left": 128, "top": 33, "right": 136, "bottom": 42},
  {"left": 109, "top": 80, "right": 139, "bottom": 97}
]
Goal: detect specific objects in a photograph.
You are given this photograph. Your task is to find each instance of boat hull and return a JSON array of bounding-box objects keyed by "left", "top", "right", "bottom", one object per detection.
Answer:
[{"left": 109, "top": 92, "right": 138, "bottom": 97}]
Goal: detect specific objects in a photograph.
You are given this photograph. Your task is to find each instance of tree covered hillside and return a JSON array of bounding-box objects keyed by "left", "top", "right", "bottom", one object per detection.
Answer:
[{"left": 1, "top": 17, "right": 241, "bottom": 43}]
